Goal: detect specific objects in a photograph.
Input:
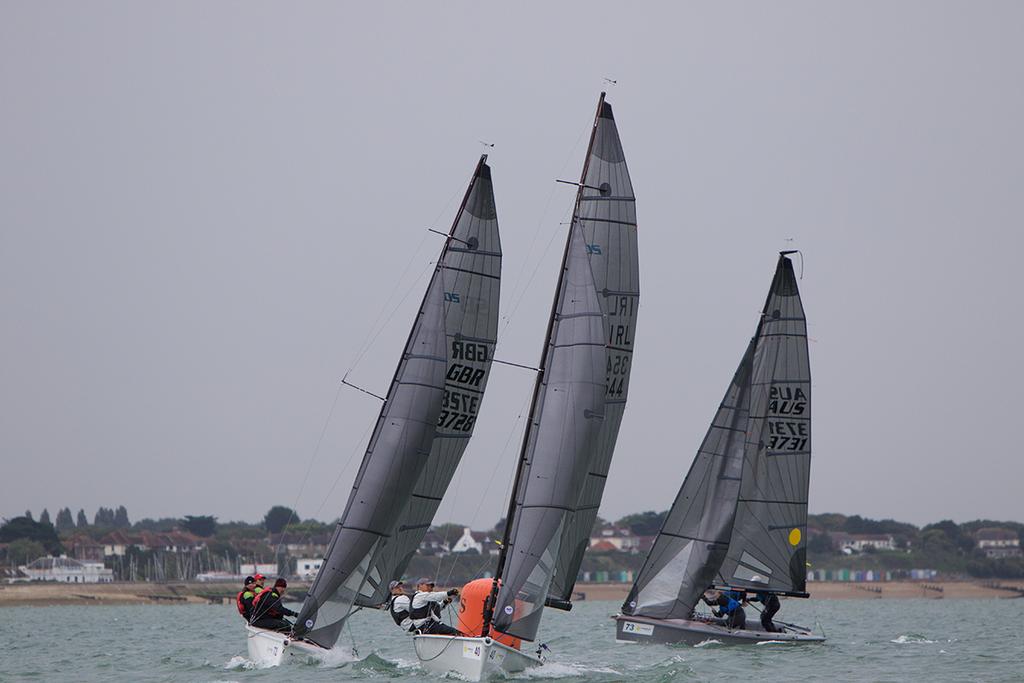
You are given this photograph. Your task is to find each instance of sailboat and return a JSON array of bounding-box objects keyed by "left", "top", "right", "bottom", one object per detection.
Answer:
[
  {"left": 414, "top": 92, "right": 639, "bottom": 680},
  {"left": 614, "top": 252, "right": 824, "bottom": 645},
  {"left": 246, "top": 154, "right": 503, "bottom": 666}
]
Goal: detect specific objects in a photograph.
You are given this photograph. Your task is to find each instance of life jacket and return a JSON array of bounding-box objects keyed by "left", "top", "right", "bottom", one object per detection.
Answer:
[
  {"left": 252, "top": 588, "right": 281, "bottom": 618},
  {"left": 389, "top": 595, "right": 411, "bottom": 628},
  {"left": 236, "top": 589, "right": 254, "bottom": 617},
  {"left": 410, "top": 591, "right": 441, "bottom": 622}
]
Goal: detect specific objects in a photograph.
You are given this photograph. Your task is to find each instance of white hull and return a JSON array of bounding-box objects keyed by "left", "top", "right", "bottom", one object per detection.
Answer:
[
  {"left": 413, "top": 635, "right": 543, "bottom": 680},
  {"left": 245, "top": 625, "right": 334, "bottom": 667}
]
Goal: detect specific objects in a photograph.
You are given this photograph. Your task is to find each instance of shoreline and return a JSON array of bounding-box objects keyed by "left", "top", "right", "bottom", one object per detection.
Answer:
[{"left": 1, "top": 579, "right": 1022, "bottom": 607}]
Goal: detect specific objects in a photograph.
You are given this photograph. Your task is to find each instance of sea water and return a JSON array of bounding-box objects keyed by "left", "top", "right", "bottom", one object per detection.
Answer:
[{"left": 3, "top": 598, "right": 1022, "bottom": 682}]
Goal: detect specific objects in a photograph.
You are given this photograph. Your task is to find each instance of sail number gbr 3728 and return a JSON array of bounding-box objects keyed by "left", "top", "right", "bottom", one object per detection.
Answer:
[{"left": 439, "top": 340, "right": 490, "bottom": 432}]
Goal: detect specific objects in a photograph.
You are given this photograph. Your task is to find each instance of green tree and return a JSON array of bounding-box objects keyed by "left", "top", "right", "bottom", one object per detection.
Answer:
[
  {"left": 76, "top": 509, "right": 89, "bottom": 527},
  {"left": 615, "top": 510, "right": 667, "bottom": 536},
  {"left": 39, "top": 509, "right": 51, "bottom": 526},
  {"left": 0, "top": 517, "right": 62, "bottom": 554},
  {"left": 433, "top": 523, "right": 468, "bottom": 546},
  {"left": 5, "top": 539, "right": 46, "bottom": 565},
  {"left": 263, "top": 506, "right": 298, "bottom": 534},
  {"left": 55, "top": 508, "right": 75, "bottom": 531},
  {"left": 113, "top": 506, "right": 130, "bottom": 528},
  {"left": 182, "top": 515, "right": 218, "bottom": 537}
]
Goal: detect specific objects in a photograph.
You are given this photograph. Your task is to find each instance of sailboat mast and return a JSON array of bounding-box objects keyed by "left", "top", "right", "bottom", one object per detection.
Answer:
[{"left": 482, "top": 94, "right": 606, "bottom": 637}]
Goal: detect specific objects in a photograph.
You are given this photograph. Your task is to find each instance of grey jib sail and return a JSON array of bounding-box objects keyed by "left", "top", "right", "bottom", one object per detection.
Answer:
[
  {"left": 293, "top": 157, "right": 500, "bottom": 648},
  {"left": 620, "top": 338, "right": 755, "bottom": 619},
  {"left": 549, "top": 94, "right": 639, "bottom": 602},
  {"left": 717, "top": 254, "right": 810, "bottom": 595},
  {"left": 491, "top": 220, "right": 606, "bottom": 642},
  {"left": 358, "top": 157, "right": 502, "bottom": 607}
]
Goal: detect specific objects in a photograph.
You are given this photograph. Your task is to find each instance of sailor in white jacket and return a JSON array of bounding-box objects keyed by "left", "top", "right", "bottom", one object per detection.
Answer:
[{"left": 410, "top": 577, "right": 461, "bottom": 635}]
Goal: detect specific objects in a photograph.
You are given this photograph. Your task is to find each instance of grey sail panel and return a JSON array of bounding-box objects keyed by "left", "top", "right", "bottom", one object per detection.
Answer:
[
  {"left": 621, "top": 339, "right": 755, "bottom": 619},
  {"left": 293, "top": 247, "right": 450, "bottom": 647},
  {"left": 718, "top": 255, "right": 810, "bottom": 595},
  {"left": 358, "top": 158, "right": 502, "bottom": 606},
  {"left": 550, "top": 97, "right": 640, "bottom": 601},
  {"left": 492, "top": 222, "right": 607, "bottom": 642}
]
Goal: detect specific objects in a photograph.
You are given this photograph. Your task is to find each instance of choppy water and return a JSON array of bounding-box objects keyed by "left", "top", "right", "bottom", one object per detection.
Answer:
[{"left": 3, "top": 598, "right": 1022, "bottom": 682}]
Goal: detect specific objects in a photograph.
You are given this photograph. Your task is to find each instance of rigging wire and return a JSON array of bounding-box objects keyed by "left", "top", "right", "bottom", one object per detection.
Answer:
[{"left": 272, "top": 378, "right": 347, "bottom": 559}]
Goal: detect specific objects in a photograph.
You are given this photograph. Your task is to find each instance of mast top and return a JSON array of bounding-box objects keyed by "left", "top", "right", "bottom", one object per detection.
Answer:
[{"left": 475, "top": 154, "right": 491, "bottom": 180}]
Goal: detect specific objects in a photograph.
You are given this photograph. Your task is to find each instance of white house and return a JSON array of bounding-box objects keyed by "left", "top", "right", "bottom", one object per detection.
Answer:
[
  {"left": 450, "top": 528, "right": 497, "bottom": 555},
  {"left": 845, "top": 534, "right": 895, "bottom": 552},
  {"left": 976, "top": 528, "right": 1022, "bottom": 559},
  {"left": 295, "top": 558, "right": 323, "bottom": 580},
  {"left": 20, "top": 556, "right": 114, "bottom": 583},
  {"left": 588, "top": 526, "right": 642, "bottom": 552}
]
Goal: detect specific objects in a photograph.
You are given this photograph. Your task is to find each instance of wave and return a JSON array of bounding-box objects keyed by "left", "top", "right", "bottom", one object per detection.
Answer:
[{"left": 891, "top": 634, "right": 937, "bottom": 644}]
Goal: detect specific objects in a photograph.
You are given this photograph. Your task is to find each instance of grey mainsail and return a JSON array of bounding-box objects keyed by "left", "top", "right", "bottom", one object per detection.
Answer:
[
  {"left": 620, "top": 338, "right": 755, "bottom": 619},
  {"left": 488, "top": 94, "right": 634, "bottom": 642},
  {"left": 293, "top": 158, "right": 502, "bottom": 648},
  {"left": 358, "top": 157, "right": 502, "bottom": 607},
  {"left": 490, "top": 220, "right": 606, "bottom": 641},
  {"left": 717, "top": 254, "right": 810, "bottom": 595},
  {"left": 550, "top": 95, "right": 639, "bottom": 602}
]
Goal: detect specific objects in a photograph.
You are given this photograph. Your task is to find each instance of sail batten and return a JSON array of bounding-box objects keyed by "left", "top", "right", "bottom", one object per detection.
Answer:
[{"left": 293, "top": 156, "right": 501, "bottom": 645}]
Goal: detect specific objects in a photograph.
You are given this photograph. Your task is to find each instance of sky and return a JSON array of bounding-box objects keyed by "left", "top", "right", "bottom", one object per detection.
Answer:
[{"left": 2, "top": 2, "right": 1022, "bottom": 530}]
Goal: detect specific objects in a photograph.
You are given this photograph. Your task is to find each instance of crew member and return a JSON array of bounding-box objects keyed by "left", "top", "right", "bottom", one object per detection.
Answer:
[
  {"left": 410, "top": 577, "right": 461, "bottom": 635},
  {"left": 703, "top": 589, "right": 746, "bottom": 630},
  {"left": 751, "top": 591, "right": 782, "bottom": 632},
  {"left": 250, "top": 578, "right": 298, "bottom": 632},
  {"left": 236, "top": 576, "right": 259, "bottom": 621},
  {"left": 252, "top": 573, "right": 266, "bottom": 596},
  {"left": 385, "top": 580, "right": 413, "bottom": 632}
]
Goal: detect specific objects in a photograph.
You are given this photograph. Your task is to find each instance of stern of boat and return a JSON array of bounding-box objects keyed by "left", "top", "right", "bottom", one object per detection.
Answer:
[{"left": 413, "top": 635, "right": 542, "bottom": 680}]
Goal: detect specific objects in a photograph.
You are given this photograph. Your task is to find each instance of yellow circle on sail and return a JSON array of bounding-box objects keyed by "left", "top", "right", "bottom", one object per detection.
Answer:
[{"left": 788, "top": 528, "right": 802, "bottom": 546}]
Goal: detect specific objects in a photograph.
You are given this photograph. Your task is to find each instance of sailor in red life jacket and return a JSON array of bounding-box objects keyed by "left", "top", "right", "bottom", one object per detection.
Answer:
[
  {"left": 250, "top": 578, "right": 298, "bottom": 632},
  {"left": 235, "top": 576, "right": 259, "bottom": 621},
  {"left": 251, "top": 573, "right": 266, "bottom": 596}
]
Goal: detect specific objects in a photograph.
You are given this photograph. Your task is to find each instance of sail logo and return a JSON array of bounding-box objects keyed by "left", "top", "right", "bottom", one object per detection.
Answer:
[
  {"left": 445, "top": 292, "right": 461, "bottom": 303},
  {"left": 586, "top": 243, "right": 602, "bottom": 255}
]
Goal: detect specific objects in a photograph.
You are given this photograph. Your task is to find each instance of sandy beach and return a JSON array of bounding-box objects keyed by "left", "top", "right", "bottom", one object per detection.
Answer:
[{"left": 2, "top": 580, "right": 1022, "bottom": 607}]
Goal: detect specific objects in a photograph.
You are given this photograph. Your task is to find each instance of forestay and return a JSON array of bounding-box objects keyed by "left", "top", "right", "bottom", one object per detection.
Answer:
[
  {"left": 621, "top": 338, "right": 755, "bottom": 619},
  {"left": 491, "top": 221, "right": 607, "bottom": 642},
  {"left": 359, "top": 157, "right": 502, "bottom": 607},
  {"left": 293, "top": 159, "right": 501, "bottom": 648},
  {"left": 717, "top": 254, "right": 811, "bottom": 595},
  {"left": 550, "top": 96, "right": 640, "bottom": 602}
]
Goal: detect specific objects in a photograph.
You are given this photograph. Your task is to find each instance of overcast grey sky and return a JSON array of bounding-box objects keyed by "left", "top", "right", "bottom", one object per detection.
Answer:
[{"left": 3, "top": 2, "right": 1022, "bottom": 529}]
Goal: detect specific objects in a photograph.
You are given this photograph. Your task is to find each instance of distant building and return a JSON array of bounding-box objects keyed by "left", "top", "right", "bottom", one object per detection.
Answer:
[
  {"left": 975, "top": 528, "right": 1022, "bottom": 559},
  {"left": 588, "top": 526, "right": 644, "bottom": 553},
  {"left": 20, "top": 556, "right": 113, "bottom": 583},
  {"left": 419, "top": 529, "right": 450, "bottom": 555},
  {"left": 100, "top": 530, "right": 205, "bottom": 557},
  {"left": 240, "top": 562, "right": 279, "bottom": 577},
  {"left": 295, "top": 558, "right": 323, "bottom": 580},
  {"left": 266, "top": 533, "right": 330, "bottom": 558},
  {"left": 450, "top": 528, "right": 498, "bottom": 555},
  {"left": 847, "top": 534, "right": 896, "bottom": 552},
  {"left": 64, "top": 533, "right": 105, "bottom": 562}
]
